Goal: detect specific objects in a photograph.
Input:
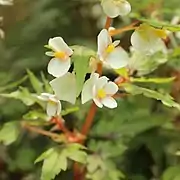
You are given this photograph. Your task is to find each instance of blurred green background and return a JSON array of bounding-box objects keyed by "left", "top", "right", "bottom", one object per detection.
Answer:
[{"left": 1, "top": 0, "right": 180, "bottom": 179}]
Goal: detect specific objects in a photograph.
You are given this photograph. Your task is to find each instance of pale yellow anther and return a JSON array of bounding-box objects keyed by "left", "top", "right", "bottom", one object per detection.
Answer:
[
  {"left": 54, "top": 51, "right": 67, "bottom": 59},
  {"left": 48, "top": 100, "right": 57, "bottom": 105},
  {"left": 97, "top": 89, "right": 106, "bottom": 99},
  {"left": 106, "top": 44, "right": 115, "bottom": 53}
]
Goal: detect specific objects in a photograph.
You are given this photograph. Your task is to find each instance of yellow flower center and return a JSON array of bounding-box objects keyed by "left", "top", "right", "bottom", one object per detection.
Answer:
[
  {"left": 97, "top": 89, "right": 106, "bottom": 99},
  {"left": 48, "top": 100, "right": 57, "bottom": 105},
  {"left": 154, "top": 29, "right": 167, "bottom": 39},
  {"left": 54, "top": 51, "right": 67, "bottom": 60},
  {"left": 106, "top": 44, "right": 115, "bottom": 53}
]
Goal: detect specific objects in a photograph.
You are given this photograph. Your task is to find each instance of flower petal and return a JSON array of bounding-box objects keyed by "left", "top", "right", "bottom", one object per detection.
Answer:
[
  {"left": 38, "top": 93, "right": 53, "bottom": 101},
  {"left": 50, "top": 72, "right": 77, "bottom": 104},
  {"left": 93, "top": 98, "right": 103, "bottom": 108},
  {"left": 45, "top": 51, "right": 54, "bottom": 57},
  {"left": 106, "top": 47, "right": 129, "bottom": 69},
  {"left": 48, "top": 58, "right": 71, "bottom": 77},
  {"left": 104, "top": 82, "right": 118, "bottom": 95},
  {"left": 81, "top": 73, "right": 99, "bottom": 104},
  {"left": 101, "top": 0, "right": 131, "bottom": 18},
  {"left": 95, "top": 76, "right": 109, "bottom": 90},
  {"left": 97, "top": 29, "right": 112, "bottom": 60},
  {"left": 101, "top": 97, "right": 117, "bottom": 109},
  {"left": 48, "top": 37, "right": 73, "bottom": 56},
  {"left": 113, "top": 40, "right": 120, "bottom": 47},
  {"left": 56, "top": 101, "right": 62, "bottom": 115},
  {"left": 46, "top": 101, "right": 58, "bottom": 117}
]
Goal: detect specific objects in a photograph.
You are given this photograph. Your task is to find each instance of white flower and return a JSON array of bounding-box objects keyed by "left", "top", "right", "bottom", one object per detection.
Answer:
[
  {"left": 101, "top": 0, "right": 131, "bottom": 18},
  {"left": 46, "top": 37, "right": 73, "bottom": 77},
  {"left": 38, "top": 93, "right": 61, "bottom": 118},
  {"left": 82, "top": 73, "right": 118, "bottom": 109},
  {"left": 97, "top": 29, "right": 129, "bottom": 69},
  {"left": 50, "top": 72, "right": 77, "bottom": 104},
  {"left": 131, "top": 24, "right": 167, "bottom": 55}
]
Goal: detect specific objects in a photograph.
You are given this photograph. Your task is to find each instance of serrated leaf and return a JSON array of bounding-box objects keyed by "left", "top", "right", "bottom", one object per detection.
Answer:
[
  {"left": 27, "top": 69, "right": 43, "bottom": 94},
  {"left": 71, "top": 45, "right": 96, "bottom": 97},
  {"left": 121, "top": 84, "right": 180, "bottom": 110},
  {"left": 0, "top": 87, "right": 36, "bottom": 106},
  {"left": 131, "top": 77, "right": 175, "bottom": 83},
  {"left": 139, "top": 18, "right": 180, "bottom": 32},
  {"left": 0, "top": 122, "right": 20, "bottom": 145}
]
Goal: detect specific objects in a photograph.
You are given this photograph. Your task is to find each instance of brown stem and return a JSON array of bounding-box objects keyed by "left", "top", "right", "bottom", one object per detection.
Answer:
[
  {"left": 73, "top": 17, "right": 112, "bottom": 180},
  {"left": 109, "top": 21, "right": 138, "bottom": 36},
  {"left": 21, "top": 122, "right": 61, "bottom": 140}
]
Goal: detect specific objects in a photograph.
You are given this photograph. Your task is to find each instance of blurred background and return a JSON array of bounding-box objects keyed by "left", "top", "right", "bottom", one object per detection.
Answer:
[{"left": 1, "top": 0, "right": 180, "bottom": 179}]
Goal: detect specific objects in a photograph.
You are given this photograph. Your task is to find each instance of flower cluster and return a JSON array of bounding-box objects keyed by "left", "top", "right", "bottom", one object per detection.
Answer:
[{"left": 39, "top": 0, "right": 167, "bottom": 120}]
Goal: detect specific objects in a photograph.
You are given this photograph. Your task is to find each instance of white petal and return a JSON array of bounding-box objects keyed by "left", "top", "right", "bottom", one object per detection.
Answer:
[
  {"left": 48, "top": 58, "right": 71, "bottom": 77},
  {"left": 95, "top": 76, "right": 109, "bottom": 90},
  {"left": 97, "top": 29, "right": 112, "bottom": 60},
  {"left": 56, "top": 101, "right": 62, "bottom": 115},
  {"left": 104, "top": 82, "right": 118, "bottom": 95},
  {"left": 101, "top": 0, "right": 120, "bottom": 18},
  {"left": 45, "top": 51, "right": 54, "bottom": 57},
  {"left": 50, "top": 72, "right": 77, "bottom": 104},
  {"left": 113, "top": 40, "right": 120, "bottom": 47},
  {"left": 101, "top": 97, "right": 117, "bottom": 109},
  {"left": 117, "top": 0, "right": 131, "bottom": 16},
  {"left": 93, "top": 98, "right": 103, "bottom": 108},
  {"left": 38, "top": 93, "right": 53, "bottom": 101},
  {"left": 106, "top": 47, "right": 129, "bottom": 69},
  {"left": 101, "top": 0, "right": 131, "bottom": 18},
  {"left": 81, "top": 73, "right": 99, "bottom": 104},
  {"left": 47, "top": 102, "right": 58, "bottom": 117},
  {"left": 48, "top": 37, "right": 73, "bottom": 56}
]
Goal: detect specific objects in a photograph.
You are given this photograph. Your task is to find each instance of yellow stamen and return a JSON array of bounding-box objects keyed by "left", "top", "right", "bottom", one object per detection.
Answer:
[
  {"left": 97, "top": 89, "right": 106, "bottom": 99},
  {"left": 106, "top": 44, "right": 115, "bottom": 53},
  {"left": 48, "top": 100, "right": 57, "bottom": 105},
  {"left": 54, "top": 51, "right": 67, "bottom": 59}
]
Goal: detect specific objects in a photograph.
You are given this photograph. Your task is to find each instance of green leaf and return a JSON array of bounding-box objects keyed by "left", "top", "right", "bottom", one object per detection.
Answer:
[
  {"left": 162, "top": 166, "right": 180, "bottom": 180},
  {"left": 139, "top": 18, "right": 180, "bottom": 32},
  {"left": 0, "top": 87, "right": 36, "bottom": 106},
  {"left": 131, "top": 77, "right": 175, "bottom": 83},
  {"left": 27, "top": 69, "right": 43, "bottom": 94},
  {"left": 129, "top": 51, "right": 167, "bottom": 76},
  {"left": 0, "top": 122, "right": 20, "bottom": 145},
  {"left": 0, "top": 75, "right": 28, "bottom": 93},
  {"left": 121, "top": 84, "right": 180, "bottom": 110},
  {"left": 35, "top": 147, "right": 68, "bottom": 180},
  {"left": 61, "top": 107, "right": 79, "bottom": 116},
  {"left": 41, "top": 72, "right": 53, "bottom": 93},
  {"left": 72, "top": 45, "right": 96, "bottom": 97}
]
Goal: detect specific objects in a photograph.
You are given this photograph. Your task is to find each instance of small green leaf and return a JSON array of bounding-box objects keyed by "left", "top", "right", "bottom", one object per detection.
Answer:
[
  {"left": 162, "top": 166, "right": 180, "bottom": 180},
  {"left": 121, "top": 84, "right": 180, "bottom": 110},
  {"left": 131, "top": 77, "right": 175, "bottom": 83},
  {"left": 0, "top": 122, "right": 20, "bottom": 145},
  {"left": 41, "top": 72, "right": 52, "bottom": 93},
  {"left": 0, "top": 87, "right": 36, "bottom": 106},
  {"left": 27, "top": 69, "right": 43, "bottom": 94},
  {"left": 72, "top": 45, "right": 96, "bottom": 97},
  {"left": 61, "top": 107, "right": 79, "bottom": 116}
]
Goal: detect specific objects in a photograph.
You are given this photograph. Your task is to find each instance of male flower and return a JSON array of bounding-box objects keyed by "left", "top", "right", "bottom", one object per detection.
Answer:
[
  {"left": 46, "top": 37, "right": 73, "bottom": 77},
  {"left": 82, "top": 73, "right": 118, "bottom": 109}
]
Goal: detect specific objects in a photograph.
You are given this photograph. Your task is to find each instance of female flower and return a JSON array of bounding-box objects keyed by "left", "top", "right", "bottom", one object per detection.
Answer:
[
  {"left": 46, "top": 37, "right": 73, "bottom": 77},
  {"left": 82, "top": 73, "right": 118, "bottom": 109},
  {"left": 38, "top": 93, "right": 61, "bottom": 118},
  {"left": 131, "top": 24, "right": 167, "bottom": 55},
  {"left": 97, "top": 29, "right": 129, "bottom": 69},
  {"left": 101, "top": 0, "right": 131, "bottom": 18}
]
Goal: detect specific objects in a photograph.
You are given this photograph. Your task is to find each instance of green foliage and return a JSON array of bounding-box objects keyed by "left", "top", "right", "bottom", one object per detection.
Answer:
[
  {"left": 0, "top": 122, "right": 20, "bottom": 145},
  {"left": 72, "top": 45, "right": 96, "bottom": 96},
  {"left": 35, "top": 144, "right": 87, "bottom": 180}
]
